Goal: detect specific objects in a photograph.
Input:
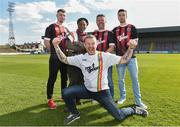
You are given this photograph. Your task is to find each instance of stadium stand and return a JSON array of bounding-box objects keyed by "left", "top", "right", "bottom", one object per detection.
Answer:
[
  {"left": 0, "top": 42, "right": 45, "bottom": 54},
  {"left": 137, "top": 26, "right": 180, "bottom": 53},
  {"left": 1, "top": 26, "right": 180, "bottom": 54},
  {"left": 0, "top": 45, "right": 17, "bottom": 53}
]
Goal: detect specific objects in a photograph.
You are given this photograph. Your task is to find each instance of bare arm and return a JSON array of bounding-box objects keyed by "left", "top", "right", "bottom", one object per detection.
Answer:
[
  {"left": 55, "top": 45, "right": 68, "bottom": 64},
  {"left": 119, "top": 47, "right": 134, "bottom": 64},
  {"left": 53, "top": 37, "right": 69, "bottom": 64},
  {"left": 44, "top": 39, "right": 50, "bottom": 51},
  {"left": 106, "top": 45, "right": 115, "bottom": 53},
  {"left": 119, "top": 39, "right": 137, "bottom": 64}
]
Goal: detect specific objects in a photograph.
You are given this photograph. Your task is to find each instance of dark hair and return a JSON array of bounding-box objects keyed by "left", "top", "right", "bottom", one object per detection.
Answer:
[
  {"left": 57, "top": 9, "right": 66, "bottom": 13},
  {"left": 96, "top": 14, "right": 105, "bottom": 19},
  {"left": 77, "top": 18, "right": 89, "bottom": 26},
  {"left": 117, "top": 9, "right": 127, "bottom": 14}
]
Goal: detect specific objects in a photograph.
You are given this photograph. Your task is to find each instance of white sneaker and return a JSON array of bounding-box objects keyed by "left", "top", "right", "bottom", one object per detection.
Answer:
[
  {"left": 117, "top": 98, "right": 126, "bottom": 104},
  {"left": 136, "top": 102, "right": 148, "bottom": 109},
  {"left": 92, "top": 99, "right": 98, "bottom": 104}
]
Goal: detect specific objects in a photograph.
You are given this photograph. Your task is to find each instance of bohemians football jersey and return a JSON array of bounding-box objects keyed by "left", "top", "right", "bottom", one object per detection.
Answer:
[
  {"left": 112, "top": 24, "right": 138, "bottom": 57},
  {"left": 66, "top": 29, "right": 87, "bottom": 54},
  {"left": 67, "top": 51, "right": 120, "bottom": 92},
  {"left": 93, "top": 30, "right": 115, "bottom": 52},
  {"left": 44, "top": 23, "right": 69, "bottom": 54}
]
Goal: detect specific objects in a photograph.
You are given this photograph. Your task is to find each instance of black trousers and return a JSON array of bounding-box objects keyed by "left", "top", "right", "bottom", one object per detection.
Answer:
[
  {"left": 47, "top": 54, "right": 68, "bottom": 99},
  {"left": 67, "top": 65, "right": 84, "bottom": 86},
  {"left": 67, "top": 65, "right": 84, "bottom": 103}
]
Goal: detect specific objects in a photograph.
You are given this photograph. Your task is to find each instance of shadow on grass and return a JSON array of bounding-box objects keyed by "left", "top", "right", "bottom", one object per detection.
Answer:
[{"left": 0, "top": 101, "right": 135, "bottom": 126}]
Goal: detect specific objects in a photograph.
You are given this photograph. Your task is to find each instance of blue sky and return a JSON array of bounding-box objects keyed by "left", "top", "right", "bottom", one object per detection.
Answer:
[{"left": 0, "top": 0, "right": 180, "bottom": 45}]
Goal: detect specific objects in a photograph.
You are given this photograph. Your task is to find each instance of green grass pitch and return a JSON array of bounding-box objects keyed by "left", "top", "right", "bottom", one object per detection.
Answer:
[{"left": 0, "top": 54, "right": 180, "bottom": 126}]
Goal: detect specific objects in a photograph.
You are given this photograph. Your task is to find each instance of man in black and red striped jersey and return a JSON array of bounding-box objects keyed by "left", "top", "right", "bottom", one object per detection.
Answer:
[
  {"left": 93, "top": 14, "right": 115, "bottom": 98},
  {"left": 44, "top": 9, "right": 69, "bottom": 109},
  {"left": 66, "top": 18, "right": 88, "bottom": 86},
  {"left": 66, "top": 17, "right": 88, "bottom": 104},
  {"left": 112, "top": 9, "right": 147, "bottom": 109}
]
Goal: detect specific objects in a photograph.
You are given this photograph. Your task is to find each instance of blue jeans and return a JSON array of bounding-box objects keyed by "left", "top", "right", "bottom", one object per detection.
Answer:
[
  {"left": 116, "top": 58, "right": 142, "bottom": 104},
  {"left": 62, "top": 85, "right": 135, "bottom": 120},
  {"left": 108, "top": 66, "right": 114, "bottom": 98}
]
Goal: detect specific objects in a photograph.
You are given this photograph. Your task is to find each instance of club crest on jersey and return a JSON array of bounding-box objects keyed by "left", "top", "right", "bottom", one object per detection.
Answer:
[{"left": 127, "top": 27, "right": 131, "bottom": 32}]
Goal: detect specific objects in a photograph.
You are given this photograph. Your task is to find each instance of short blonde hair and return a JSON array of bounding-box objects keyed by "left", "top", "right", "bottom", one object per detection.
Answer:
[{"left": 84, "top": 34, "right": 96, "bottom": 42}]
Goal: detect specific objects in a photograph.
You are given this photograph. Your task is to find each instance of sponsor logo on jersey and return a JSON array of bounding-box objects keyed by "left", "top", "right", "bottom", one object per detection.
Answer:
[
  {"left": 117, "top": 33, "right": 129, "bottom": 41},
  {"left": 85, "top": 63, "right": 99, "bottom": 73}
]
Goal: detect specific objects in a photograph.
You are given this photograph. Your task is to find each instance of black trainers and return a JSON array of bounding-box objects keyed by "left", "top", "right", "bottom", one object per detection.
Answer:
[
  {"left": 132, "top": 106, "right": 148, "bottom": 117},
  {"left": 76, "top": 100, "right": 83, "bottom": 105},
  {"left": 64, "top": 113, "right": 80, "bottom": 125}
]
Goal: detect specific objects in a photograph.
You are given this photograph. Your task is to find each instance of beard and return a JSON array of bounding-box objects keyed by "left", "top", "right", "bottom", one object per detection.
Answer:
[
  {"left": 98, "top": 23, "right": 105, "bottom": 29},
  {"left": 58, "top": 18, "right": 65, "bottom": 24},
  {"left": 87, "top": 48, "right": 96, "bottom": 55},
  {"left": 120, "top": 20, "right": 125, "bottom": 24}
]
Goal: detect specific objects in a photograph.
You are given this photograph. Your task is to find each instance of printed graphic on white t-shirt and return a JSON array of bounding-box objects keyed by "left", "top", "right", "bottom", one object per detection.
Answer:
[{"left": 67, "top": 52, "right": 120, "bottom": 92}]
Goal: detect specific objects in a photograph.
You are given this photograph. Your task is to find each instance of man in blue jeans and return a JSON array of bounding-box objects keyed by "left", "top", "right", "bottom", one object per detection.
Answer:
[
  {"left": 92, "top": 14, "right": 115, "bottom": 98},
  {"left": 112, "top": 9, "right": 147, "bottom": 109},
  {"left": 53, "top": 35, "right": 148, "bottom": 125}
]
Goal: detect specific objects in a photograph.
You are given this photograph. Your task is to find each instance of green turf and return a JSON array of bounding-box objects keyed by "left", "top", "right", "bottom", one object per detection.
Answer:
[{"left": 0, "top": 54, "right": 180, "bottom": 126}]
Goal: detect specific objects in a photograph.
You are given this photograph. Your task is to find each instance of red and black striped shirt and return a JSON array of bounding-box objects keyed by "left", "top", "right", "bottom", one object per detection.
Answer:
[
  {"left": 93, "top": 30, "right": 115, "bottom": 52},
  {"left": 112, "top": 24, "right": 138, "bottom": 57},
  {"left": 44, "top": 23, "right": 69, "bottom": 54}
]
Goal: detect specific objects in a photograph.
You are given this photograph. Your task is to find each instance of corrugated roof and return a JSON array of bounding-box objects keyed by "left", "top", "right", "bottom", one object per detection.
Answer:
[{"left": 137, "top": 26, "right": 180, "bottom": 33}]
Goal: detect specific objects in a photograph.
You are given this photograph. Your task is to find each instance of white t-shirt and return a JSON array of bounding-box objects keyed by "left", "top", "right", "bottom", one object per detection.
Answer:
[{"left": 67, "top": 51, "right": 121, "bottom": 92}]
